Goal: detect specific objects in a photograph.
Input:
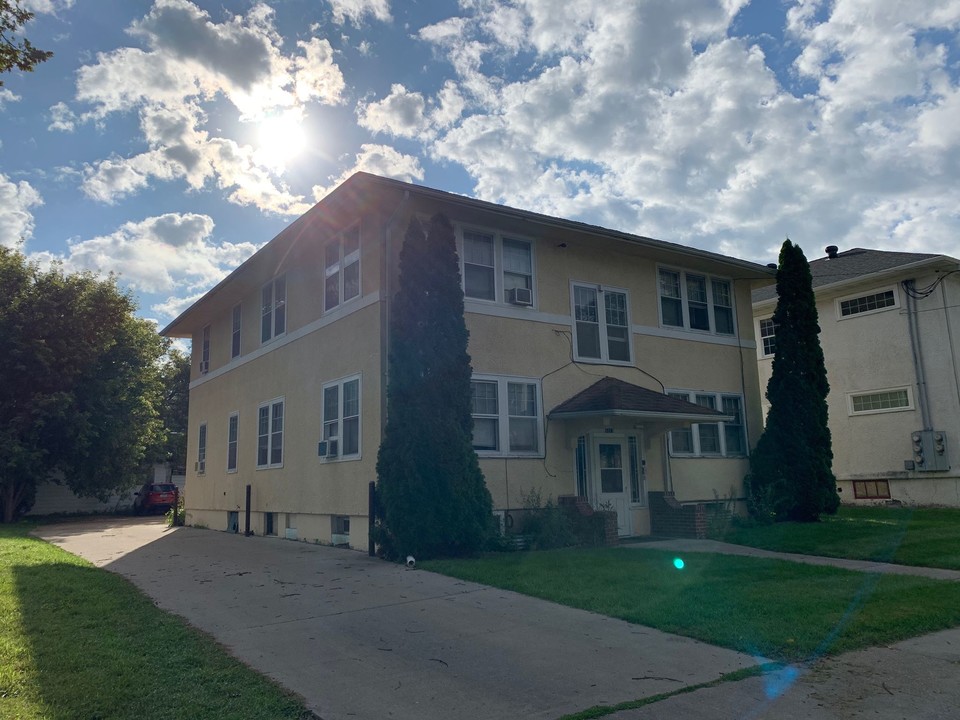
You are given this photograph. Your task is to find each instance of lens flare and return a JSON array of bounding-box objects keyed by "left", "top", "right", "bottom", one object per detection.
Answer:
[{"left": 673, "top": 557, "right": 685, "bottom": 570}]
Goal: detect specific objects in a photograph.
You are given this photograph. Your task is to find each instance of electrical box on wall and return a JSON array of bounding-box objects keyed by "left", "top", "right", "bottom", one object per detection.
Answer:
[{"left": 910, "top": 430, "right": 950, "bottom": 472}]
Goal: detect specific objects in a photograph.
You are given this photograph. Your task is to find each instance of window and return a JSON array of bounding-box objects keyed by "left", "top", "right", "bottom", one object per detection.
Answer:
[
  {"left": 231, "top": 304, "right": 242, "bottom": 359},
  {"left": 460, "top": 227, "right": 534, "bottom": 305},
  {"left": 853, "top": 480, "right": 890, "bottom": 499},
  {"left": 839, "top": 289, "right": 896, "bottom": 318},
  {"left": 227, "top": 413, "right": 238, "bottom": 472},
  {"left": 201, "top": 326, "right": 210, "bottom": 374},
  {"left": 759, "top": 318, "right": 778, "bottom": 357},
  {"left": 325, "top": 225, "right": 361, "bottom": 311},
  {"left": 849, "top": 388, "right": 912, "bottom": 415},
  {"left": 257, "top": 398, "right": 284, "bottom": 468},
  {"left": 668, "top": 391, "right": 746, "bottom": 457},
  {"left": 197, "top": 423, "right": 207, "bottom": 474},
  {"left": 658, "top": 268, "right": 735, "bottom": 335},
  {"left": 572, "top": 284, "right": 631, "bottom": 363},
  {"left": 575, "top": 436, "right": 588, "bottom": 497},
  {"left": 470, "top": 376, "right": 542, "bottom": 455},
  {"left": 322, "top": 376, "right": 361, "bottom": 458},
  {"left": 261, "top": 276, "right": 286, "bottom": 343}
]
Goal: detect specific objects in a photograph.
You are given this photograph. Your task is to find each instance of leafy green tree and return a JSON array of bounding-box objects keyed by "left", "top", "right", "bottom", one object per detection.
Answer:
[
  {"left": 0, "top": 247, "right": 166, "bottom": 522},
  {"left": 375, "top": 214, "right": 494, "bottom": 559},
  {"left": 747, "top": 240, "right": 839, "bottom": 522},
  {"left": 152, "top": 348, "right": 190, "bottom": 474},
  {"left": 1, "top": 0, "right": 53, "bottom": 86}
]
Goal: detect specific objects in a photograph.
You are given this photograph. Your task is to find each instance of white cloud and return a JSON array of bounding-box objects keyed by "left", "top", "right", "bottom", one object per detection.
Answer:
[
  {"left": 21, "top": 0, "right": 75, "bottom": 13},
  {"left": 47, "top": 101, "right": 76, "bottom": 131},
  {"left": 0, "top": 89, "right": 21, "bottom": 109},
  {"left": 358, "top": 84, "right": 427, "bottom": 138},
  {"left": 64, "top": 0, "right": 345, "bottom": 214},
  {"left": 312, "top": 143, "right": 424, "bottom": 199},
  {"left": 37, "top": 213, "right": 260, "bottom": 298},
  {"left": 411, "top": 0, "right": 960, "bottom": 262},
  {"left": 0, "top": 174, "right": 43, "bottom": 249},
  {"left": 328, "top": 0, "right": 391, "bottom": 26}
]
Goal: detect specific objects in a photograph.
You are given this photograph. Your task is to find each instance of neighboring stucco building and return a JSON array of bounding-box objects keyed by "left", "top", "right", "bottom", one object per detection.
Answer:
[
  {"left": 754, "top": 246, "right": 960, "bottom": 506},
  {"left": 161, "top": 172, "right": 774, "bottom": 549}
]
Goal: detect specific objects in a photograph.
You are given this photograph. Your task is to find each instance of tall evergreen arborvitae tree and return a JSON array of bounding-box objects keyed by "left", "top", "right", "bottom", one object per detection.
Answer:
[
  {"left": 747, "top": 240, "right": 839, "bottom": 522},
  {"left": 375, "top": 214, "right": 493, "bottom": 559}
]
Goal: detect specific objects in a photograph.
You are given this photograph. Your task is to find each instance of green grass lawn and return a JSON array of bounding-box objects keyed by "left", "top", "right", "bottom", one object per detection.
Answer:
[
  {"left": 720, "top": 506, "right": 960, "bottom": 569},
  {"left": 0, "top": 522, "right": 311, "bottom": 720},
  {"left": 423, "top": 546, "right": 960, "bottom": 663}
]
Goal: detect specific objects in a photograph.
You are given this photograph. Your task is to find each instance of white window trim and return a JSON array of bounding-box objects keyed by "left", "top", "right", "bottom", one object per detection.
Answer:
[
  {"left": 757, "top": 316, "right": 777, "bottom": 358},
  {"left": 456, "top": 224, "right": 537, "bottom": 309},
  {"left": 231, "top": 304, "right": 242, "bottom": 360},
  {"left": 324, "top": 222, "right": 362, "bottom": 313},
  {"left": 226, "top": 411, "right": 239, "bottom": 473},
  {"left": 197, "top": 422, "right": 207, "bottom": 474},
  {"left": 570, "top": 281, "right": 634, "bottom": 366},
  {"left": 847, "top": 387, "right": 914, "bottom": 416},
  {"left": 657, "top": 265, "right": 737, "bottom": 337},
  {"left": 835, "top": 285, "right": 900, "bottom": 320},
  {"left": 256, "top": 397, "right": 285, "bottom": 470},
  {"left": 666, "top": 390, "right": 747, "bottom": 458},
  {"left": 260, "top": 275, "right": 287, "bottom": 345},
  {"left": 200, "top": 325, "right": 211, "bottom": 375},
  {"left": 471, "top": 374, "right": 544, "bottom": 458},
  {"left": 321, "top": 374, "right": 362, "bottom": 461}
]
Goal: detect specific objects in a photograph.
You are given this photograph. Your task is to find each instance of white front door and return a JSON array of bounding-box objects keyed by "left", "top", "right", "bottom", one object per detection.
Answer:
[{"left": 593, "top": 436, "right": 633, "bottom": 536}]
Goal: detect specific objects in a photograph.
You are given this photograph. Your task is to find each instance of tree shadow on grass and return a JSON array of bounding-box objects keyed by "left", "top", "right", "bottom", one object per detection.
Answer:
[{"left": 13, "top": 561, "right": 307, "bottom": 720}]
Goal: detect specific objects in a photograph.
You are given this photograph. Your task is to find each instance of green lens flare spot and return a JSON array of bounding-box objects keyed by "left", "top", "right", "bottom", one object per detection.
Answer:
[{"left": 673, "top": 557, "right": 685, "bottom": 570}]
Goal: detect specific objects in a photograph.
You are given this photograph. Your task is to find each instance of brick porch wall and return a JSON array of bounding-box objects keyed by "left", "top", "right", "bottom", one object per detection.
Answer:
[{"left": 648, "top": 491, "right": 708, "bottom": 539}]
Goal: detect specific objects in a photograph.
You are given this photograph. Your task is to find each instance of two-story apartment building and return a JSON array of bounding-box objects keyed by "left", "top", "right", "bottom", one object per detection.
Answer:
[
  {"left": 754, "top": 246, "right": 960, "bottom": 506},
  {"left": 161, "top": 172, "right": 774, "bottom": 549}
]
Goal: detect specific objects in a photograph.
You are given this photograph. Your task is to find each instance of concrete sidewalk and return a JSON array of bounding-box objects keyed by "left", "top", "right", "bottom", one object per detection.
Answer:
[
  {"left": 35, "top": 518, "right": 758, "bottom": 720},
  {"left": 632, "top": 537, "right": 960, "bottom": 581}
]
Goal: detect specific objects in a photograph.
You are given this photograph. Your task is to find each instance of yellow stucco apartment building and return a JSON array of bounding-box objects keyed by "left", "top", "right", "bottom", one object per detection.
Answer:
[{"left": 162, "top": 173, "right": 775, "bottom": 549}]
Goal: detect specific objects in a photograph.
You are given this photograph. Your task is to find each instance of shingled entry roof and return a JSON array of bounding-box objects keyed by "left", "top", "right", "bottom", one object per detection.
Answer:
[{"left": 549, "top": 377, "right": 732, "bottom": 422}]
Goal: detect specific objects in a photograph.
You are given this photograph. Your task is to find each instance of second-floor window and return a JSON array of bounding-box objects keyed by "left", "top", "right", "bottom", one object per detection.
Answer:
[
  {"left": 325, "top": 225, "right": 361, "bottom": 312},
  {"left": 200, "top": 325, "right": 210, "bottom": 374},
  {"left": 231, "top": 304, "right": 242, "bottom": 359},
  {"left": 759, "top": 318, "right": 778, "bottom": 357},
  {"left": 261, "top": 276, "right": 286, "bottom": 343},
  {"left": 572, "top": 284, "right": 631, "bottom": 363},
  {"left": 460, "top": 228, "right": 534, "bottom": 305},
  {"left": 659, "top": 268, "right": 735, "bottom": 336}
]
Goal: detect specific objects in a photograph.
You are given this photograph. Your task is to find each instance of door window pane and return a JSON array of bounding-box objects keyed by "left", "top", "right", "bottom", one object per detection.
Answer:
[{"left": 599, "top": 443, "right": 624, "bottom": 493}]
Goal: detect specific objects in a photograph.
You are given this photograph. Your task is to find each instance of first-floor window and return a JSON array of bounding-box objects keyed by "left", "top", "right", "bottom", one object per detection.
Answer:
[
  {"left": 850, "top": 389, "right": 911, "bottom": 414},
  {"left": 470, "top": 376, "right": 543, "bottom": 455},
  {"left": 322, "top": 376, "right": 361, "bottom": 458},
  {"left": 227, "top": 413, "right": 238, "bottom": 472},
  {"left": 197, "top": 423, "right": 207, "bottom": 474},
  {"left": 668, "top": 391, "right": 746, "bottom": 458},
  {"left": 257, "top": 398, "right": 284, "bottom": 468}
]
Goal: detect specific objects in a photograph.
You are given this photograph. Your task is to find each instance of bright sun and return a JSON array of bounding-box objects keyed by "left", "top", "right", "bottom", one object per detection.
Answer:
[{"left": 256, "top": 111, "right": 307, "bottom": 167}]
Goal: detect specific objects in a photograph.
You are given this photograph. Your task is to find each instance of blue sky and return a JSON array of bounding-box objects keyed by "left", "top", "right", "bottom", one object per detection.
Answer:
[{"left": 2, "top": 0, "right": 960, "bottom": 326}]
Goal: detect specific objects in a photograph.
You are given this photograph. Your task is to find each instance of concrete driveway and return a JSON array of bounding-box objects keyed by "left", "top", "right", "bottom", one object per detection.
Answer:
[{"left": 35, "top": 518, "right": 757, "bottom": 720}]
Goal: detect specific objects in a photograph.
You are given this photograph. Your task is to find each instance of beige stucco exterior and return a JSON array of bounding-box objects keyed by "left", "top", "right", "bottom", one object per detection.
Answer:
[
  {"left": 166, "top": 173, "right": 773, "bottom": 549},
  {"left": 755, "top": 258, "right": 960, "bottom": 506}
]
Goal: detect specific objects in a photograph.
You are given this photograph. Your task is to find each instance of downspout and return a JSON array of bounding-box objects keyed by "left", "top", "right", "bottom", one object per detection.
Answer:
[
  {"left": 380, "top": 190, "right": 411, "bottom": 434},
  {"left": 903, "top": 280, "right": 932, "bottom": 430}
]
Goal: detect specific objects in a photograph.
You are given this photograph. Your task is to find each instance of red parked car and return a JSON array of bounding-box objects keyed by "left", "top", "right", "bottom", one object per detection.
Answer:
[{"left": 134, "top": 483, "right": 178, "bottom": 514}]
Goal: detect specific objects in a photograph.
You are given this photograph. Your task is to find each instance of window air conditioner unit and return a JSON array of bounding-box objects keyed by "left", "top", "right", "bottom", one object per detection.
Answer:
[
  {"left": 318, "top": 438, "right": 339, "bottom": 458},
  {"left": 507, "top": 287, "right": 533, "bottom": 306},
  {"left": 200, "top": 360, "right": 209, "bottom": 374},
  {"left": 195, "top": 460, "right": 205, "bottom": 474}
]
